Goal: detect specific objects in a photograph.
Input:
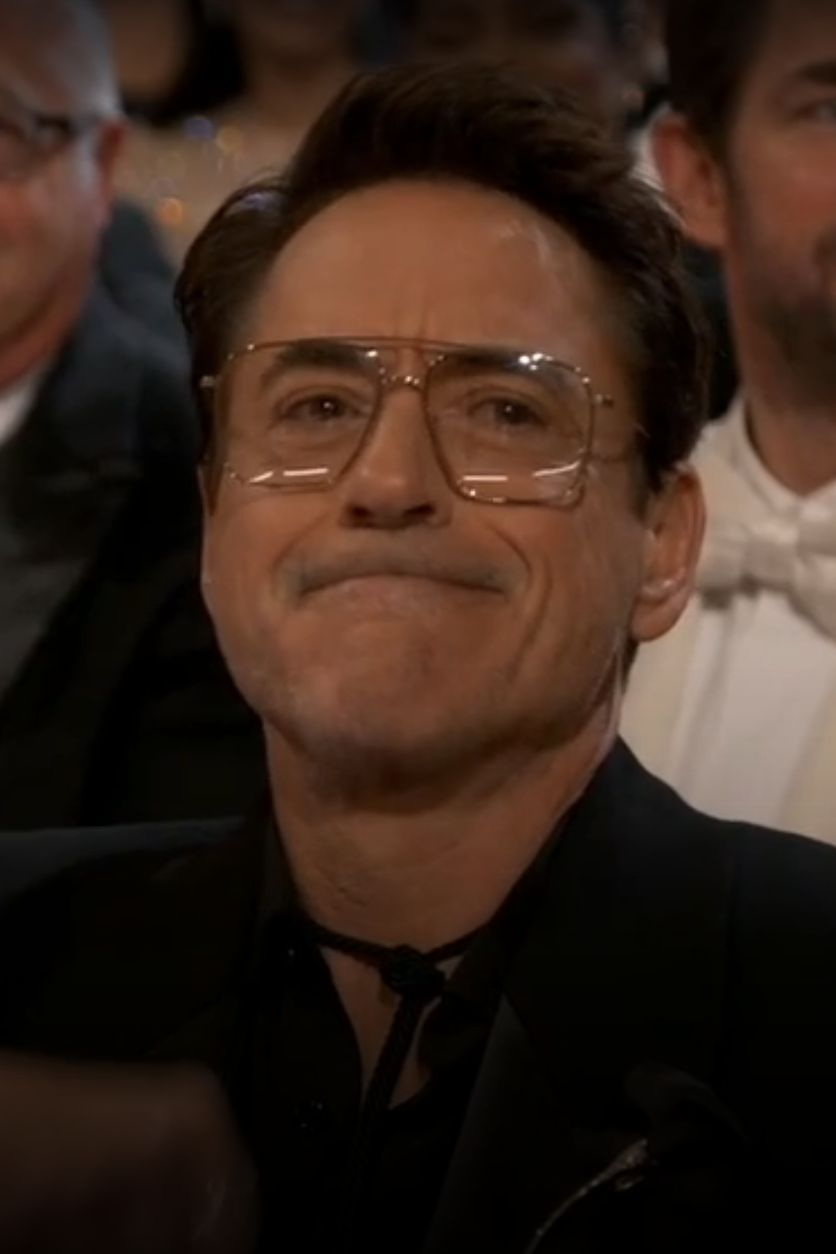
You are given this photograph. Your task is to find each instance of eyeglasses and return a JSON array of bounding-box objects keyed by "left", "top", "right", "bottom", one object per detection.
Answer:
[
  {"left": 200, "top": 336, "right": 618, "bottom": 507},
  {"left": 0, "top": 86, "right": 101, "bottom": 182}
]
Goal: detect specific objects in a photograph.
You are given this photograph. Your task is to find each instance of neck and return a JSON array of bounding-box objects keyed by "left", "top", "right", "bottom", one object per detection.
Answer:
[
  {"left": 744, "top": 387, "right": 836, "bottom": 495},
  {"left": 729, "top": 303, "right": 836, "bottom": 495},
  {"left": 268, "top": 706, "right": 617, "bottom": 1095},
  {"left": 268, "top": 713, "right": 615, "bottom": 952},
  {"left": 235, "top": 49, "right": 357, "bottom": 133}
]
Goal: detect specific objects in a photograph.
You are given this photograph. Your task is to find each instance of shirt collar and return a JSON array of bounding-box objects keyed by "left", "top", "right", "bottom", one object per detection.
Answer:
[
  {"left": 258, "top": 805, "right": 567, "bottom": 1029},
  {"left": 725, "top": 394, "right": 836, "bottom": 513}
]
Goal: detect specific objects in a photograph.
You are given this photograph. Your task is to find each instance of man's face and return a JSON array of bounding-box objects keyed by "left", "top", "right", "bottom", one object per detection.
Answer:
[
  {"left": 670, "top": 2, "right": 836, "bottom": 404},
  {"left": 0, "top": 45, "right": 118, "bottom": 357},
  {"left": 408, "top": 0, "right": 629, "bottom": 125},
  {"left": 201, "top": 180, "right": 689, "bottom": 783}
]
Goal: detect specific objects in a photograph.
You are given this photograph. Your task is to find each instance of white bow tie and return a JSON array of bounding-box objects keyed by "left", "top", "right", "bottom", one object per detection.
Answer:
[{"left": 696, "top": 442, "right": 836, "bottom": 640}]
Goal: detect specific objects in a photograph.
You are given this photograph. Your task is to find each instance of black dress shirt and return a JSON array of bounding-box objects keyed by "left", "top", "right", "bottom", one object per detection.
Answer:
[{"left": 232, "top": 822, "right": 560, "bottom": 1254}]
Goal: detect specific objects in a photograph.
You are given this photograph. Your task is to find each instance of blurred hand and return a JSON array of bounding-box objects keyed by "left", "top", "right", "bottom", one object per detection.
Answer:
[{"left": 0, "top": 1055, "right": 257, "bottom": 1253}]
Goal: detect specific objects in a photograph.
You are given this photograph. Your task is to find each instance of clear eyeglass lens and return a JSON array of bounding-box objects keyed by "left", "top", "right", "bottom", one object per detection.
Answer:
[{"left": 425, "top": 354, "right": 587, "bottom": 500}]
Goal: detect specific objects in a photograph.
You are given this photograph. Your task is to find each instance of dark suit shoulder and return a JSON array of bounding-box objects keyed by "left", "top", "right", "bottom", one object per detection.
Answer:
[
  {"left": 611, "top": 745, "right": 836, "bottom": 921},
  {"left": 724, "top": 819, "right": 836, "bottom": 1025},
  {"left": 732, "top": 818, "right": 836, "bottom": 931},
  {"left": 636, "top": 772, "right": 836, "bottom": 1003},
  {"left": 0, "top": 818, "right": 238, "bottom": 906},
  {"left": 0, "top": 815, "right": 259, "bottom": 1057},
  {"left": 39, "top": 282, "right": 198, "bottom": 471}
]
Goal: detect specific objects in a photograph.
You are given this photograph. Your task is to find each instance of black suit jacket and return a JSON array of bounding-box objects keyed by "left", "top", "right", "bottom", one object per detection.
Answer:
[
  {"left": 100, "top": 199, "right": 186, "bottom": 356},
  {"left": 0, "top": 284, "right": 263, "bottom": 828},
  {"left": 0, "top": 743, "right": 835, "bottom": 1251}
]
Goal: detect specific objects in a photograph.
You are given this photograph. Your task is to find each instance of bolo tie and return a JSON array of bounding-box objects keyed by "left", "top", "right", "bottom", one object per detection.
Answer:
[{"left": 300, "top": 915, "right": 481, "bottom": 1243}]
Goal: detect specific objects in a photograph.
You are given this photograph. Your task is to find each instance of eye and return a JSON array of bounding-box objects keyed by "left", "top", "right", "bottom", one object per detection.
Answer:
[
  {"left": 797, "top": 98, "right": 836, "bottom": 124},
  {"left": 290, "top": 396, "right": 350, "bottom": 421},
  {"left": 476, "top": 397, "right": 547, "bottom": 428},
  {"left": 280, "top": 393, "right": 358, "bottom": 423}
]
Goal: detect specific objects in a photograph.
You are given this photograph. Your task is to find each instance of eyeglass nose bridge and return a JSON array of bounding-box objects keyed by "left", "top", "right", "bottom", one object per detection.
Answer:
[
  {"left": 361, "top": 361, "right": 439, "bottom": 442},
  {"left": 378, "top": 368, "right": 427, "bottom": 396},
  {"left": 337, "top": 359, "right": 458, "bottom": 496}
]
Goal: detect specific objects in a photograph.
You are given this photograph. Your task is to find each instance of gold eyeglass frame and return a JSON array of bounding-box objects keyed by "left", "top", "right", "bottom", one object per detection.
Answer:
[{"left": 199, "top": 336, "right": 617, "bottom": 508}]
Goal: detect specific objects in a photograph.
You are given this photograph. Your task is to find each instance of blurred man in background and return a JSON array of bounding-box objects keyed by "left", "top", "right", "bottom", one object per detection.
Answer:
[
  {"left": 401, "top": 0, "right": 641, "bottom": 130},
  {"left": 623, "top": 0, "right": 836, "bottom": 843},
  {"left": 118, "top": 0, "right": 381, "bottom": 258},
  {"left": 0, "top": 0, "right": 261, "bottom": 828}
]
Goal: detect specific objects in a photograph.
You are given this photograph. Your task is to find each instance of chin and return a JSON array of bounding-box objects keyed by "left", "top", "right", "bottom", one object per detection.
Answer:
[
  {"left": 266, "top": 682, "right": 475, "bottom": 788},
  {"left": 285, "top": 721, "right": 458, "bottom": 794}
]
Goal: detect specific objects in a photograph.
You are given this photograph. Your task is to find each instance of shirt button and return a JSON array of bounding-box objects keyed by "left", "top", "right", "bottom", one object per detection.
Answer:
[{"left": 294, "top": 1099, "right": 332, "bottom": 1136}]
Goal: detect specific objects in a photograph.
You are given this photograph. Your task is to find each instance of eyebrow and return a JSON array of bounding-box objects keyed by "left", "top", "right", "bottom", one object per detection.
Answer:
[
  {"left": 782, "top": 58, "right": 836, "bottom": 91},
  {"left": 252, "top": 339, "right": 368, "bottom": 390}
]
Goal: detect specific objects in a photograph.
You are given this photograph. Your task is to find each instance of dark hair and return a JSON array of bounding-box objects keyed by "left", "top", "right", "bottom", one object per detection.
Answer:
[
  {"left": 176, "top": 61, "right": 708, "bottom": 489},
  {"left": 666, "top": 0, "right": 772, "bottom": 150}
]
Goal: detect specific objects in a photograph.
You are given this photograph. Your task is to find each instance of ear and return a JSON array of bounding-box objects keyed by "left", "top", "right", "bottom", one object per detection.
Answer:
[
  {"left": 95, "top": 117, "right": 126, "bottom": 192},
  {"left": 197, "top": 466, "right": 217, "bottom": 606},
  {"left": 651, "top": 109, "right": 729, "bottom": 251},
  {"left": 198, "top": 463, "right": 211, "bottom": 514},
  {"left": 87, "top": 117, "right": 127, "bottom": 228},
  {"left": 630, "top": 464, "right": 705, "bottom": 644}
]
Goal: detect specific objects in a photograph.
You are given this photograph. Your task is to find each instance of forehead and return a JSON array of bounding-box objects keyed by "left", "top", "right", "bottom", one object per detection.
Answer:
[
  {"left": 0, "top": 16, "right": 77, "bottom": 112},
  {"left": 246, "top": 180, "right": 626, "bottom": 378}
]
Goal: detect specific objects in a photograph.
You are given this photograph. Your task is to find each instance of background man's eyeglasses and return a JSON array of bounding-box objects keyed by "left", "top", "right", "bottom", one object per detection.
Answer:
[
  {"left": 0, "top": 86, "right": 102, "bottom": 182},
  {"left": 201, "top": 337, "right": 622, "bottom": 508}
]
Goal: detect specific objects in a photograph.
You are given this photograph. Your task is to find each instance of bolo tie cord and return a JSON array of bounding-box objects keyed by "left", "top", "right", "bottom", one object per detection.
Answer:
[{"left": 301, "top": 918, "right": 480, "bottom": 1245}]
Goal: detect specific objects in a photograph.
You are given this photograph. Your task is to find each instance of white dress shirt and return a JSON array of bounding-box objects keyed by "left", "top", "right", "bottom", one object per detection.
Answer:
[{"left": 663, "top": 409, "right": 836, "bottom": 827}]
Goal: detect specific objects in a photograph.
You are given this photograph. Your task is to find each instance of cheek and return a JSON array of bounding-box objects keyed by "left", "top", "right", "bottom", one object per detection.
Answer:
[
  {"left": 0, "top": 184, "right": 46, "bottom": 249},
  {"left": 0, "top": 170, "right": 91, "bottom": 260},
  {"left": 541, "top": 487, "right": 644, "bottom": 646},
  {"left": 201, "top": 493, "right": 316, "bottom": 629},
  {"left": 202, "top": 500, "right": 270, "bottom": 608},
  {"left": 731, "top": 130, "right": 836, "bottom": 244}
]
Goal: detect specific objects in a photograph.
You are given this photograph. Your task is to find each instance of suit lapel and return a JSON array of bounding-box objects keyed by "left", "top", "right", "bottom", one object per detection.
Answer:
[
  {"left": 424, "top": 995, "right": 637, "bottom": 1254},
  {"left": 27, "top": 283, "right": 146, "bottom": 474},
  {"left": 0, "top": 534, "right": 198, "bottom": 825},
  {"left": 425, "top": 743, "right": 735, "bottom": 1254},
  {"left": 0, "top": 284, "right": 143, "bottom": 729}
]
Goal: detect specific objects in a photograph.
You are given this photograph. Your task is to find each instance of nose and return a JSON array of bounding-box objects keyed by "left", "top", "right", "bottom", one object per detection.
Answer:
[{"left": 337, "top": 383, "right": 453, "bottom": 531}]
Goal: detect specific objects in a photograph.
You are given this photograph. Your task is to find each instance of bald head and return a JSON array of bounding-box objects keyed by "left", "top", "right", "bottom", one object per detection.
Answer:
[{"left": 0, "top": 0, "right": 120, "bottom": 116}]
